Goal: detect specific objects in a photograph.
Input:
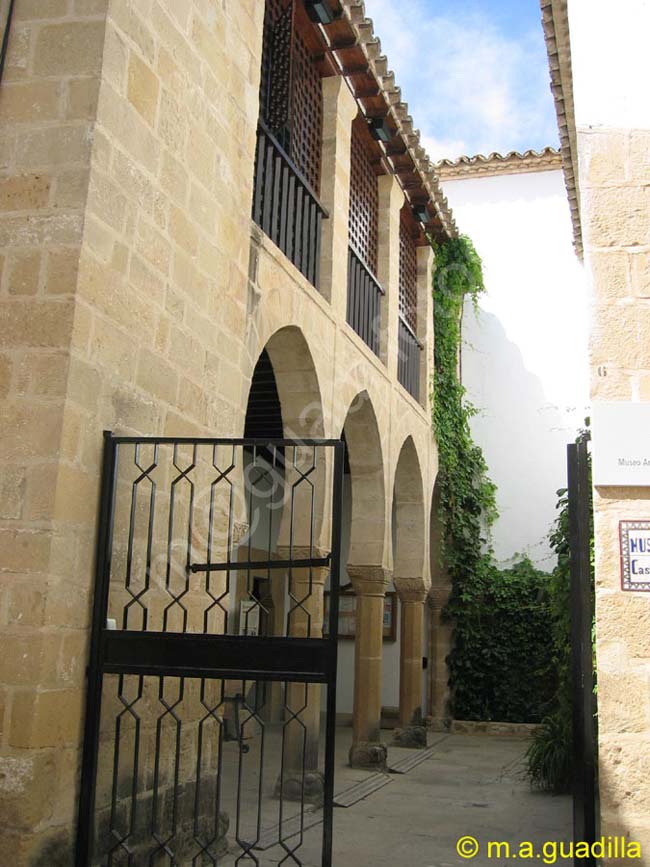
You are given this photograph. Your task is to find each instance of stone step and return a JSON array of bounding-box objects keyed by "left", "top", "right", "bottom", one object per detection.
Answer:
[
  {"left": 333, "top": 772, "right": 392, "bottom": 807},
  {"left": 388, "top": 735, "right": 449, "bottom": 774}
]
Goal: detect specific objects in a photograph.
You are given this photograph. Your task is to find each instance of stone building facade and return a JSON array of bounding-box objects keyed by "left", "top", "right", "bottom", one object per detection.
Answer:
[
  {"left": 0, "top": 0, "right": 456, "bottom": 860},
  {"left": 543, "top": 0, "right": 650, "bottom": 857}
]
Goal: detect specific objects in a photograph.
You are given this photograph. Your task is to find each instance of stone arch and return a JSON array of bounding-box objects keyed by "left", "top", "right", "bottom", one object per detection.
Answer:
[
  {"left": 341, "top": 391, "right": 386, "bottom": 567},
  {"left": 392, "top": 435, "right": 426, "bottom": 581},
  {"left": 260, "top": 324, "right": 325, "bottom": 439},
  {"left": 243, "top": 324, "right": 330, "bottom": 552}
]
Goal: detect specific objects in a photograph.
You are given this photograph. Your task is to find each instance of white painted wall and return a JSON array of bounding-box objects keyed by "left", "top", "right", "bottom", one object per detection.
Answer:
[
  {"left": 442, "top": 168, "right": 589, "bottom": 568},
  {"left": 568, "top": 0, "right": 650, "bottom": 130}
]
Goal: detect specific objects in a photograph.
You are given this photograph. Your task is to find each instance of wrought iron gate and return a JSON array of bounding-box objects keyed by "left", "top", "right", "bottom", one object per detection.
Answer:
[
  {"left": 76, "top": 433, "right": 344, "bottom": 866},
  {"left": 567, "top": 437, "right": 597, "bottom": 866}
]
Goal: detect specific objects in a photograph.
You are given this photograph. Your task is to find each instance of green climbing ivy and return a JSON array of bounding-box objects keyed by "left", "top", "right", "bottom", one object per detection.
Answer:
[
  {"left": 431, "top": 236, "right": 555, "bottom": 723},
  {"left": 526, "top": 427, "right": 595, "bottom": 792}
]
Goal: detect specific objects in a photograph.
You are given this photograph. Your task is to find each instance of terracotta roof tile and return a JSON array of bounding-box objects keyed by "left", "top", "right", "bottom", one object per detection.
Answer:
[{"left": 436, "top": 147, "right": 563, "bottom": 179}]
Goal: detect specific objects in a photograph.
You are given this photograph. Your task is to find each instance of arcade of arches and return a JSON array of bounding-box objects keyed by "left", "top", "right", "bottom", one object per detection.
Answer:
[{"left": 242, "top": 325, "right": 452, "bottom": 787}]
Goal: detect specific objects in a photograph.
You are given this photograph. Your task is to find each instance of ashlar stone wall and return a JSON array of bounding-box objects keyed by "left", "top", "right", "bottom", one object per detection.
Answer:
[
  {"left": 0, "top": 0, "right": 263, "bottom": 860},
  {"left": 583, "top": 127, "right": 650, "bottom": 856}
]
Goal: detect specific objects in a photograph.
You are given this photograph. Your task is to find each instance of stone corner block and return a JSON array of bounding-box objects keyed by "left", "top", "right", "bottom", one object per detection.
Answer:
[
  {"left": 274, "top": 770, "right": 325, "bottom": 806},
  {"left": 392, "top": 725, "right": 428, "bottom": 749},
  {"left": 348, "top": 740, "right": 388, "bottom": 771}
]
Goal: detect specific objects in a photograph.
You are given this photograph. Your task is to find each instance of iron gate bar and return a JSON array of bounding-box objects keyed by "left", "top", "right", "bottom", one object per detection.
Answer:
[
  {"left": 102, "top": 632, "right": 336, "bottom": 682},
  {"left": 567, "top": 439, "right": 597, "bottom": 866},
  {"left": 76, "top": 432, "right": 119, "bottom": 867},
  {"left": 323, "top": 440, "right": 343, "bottom": 866},
  {"left": 190, "top": 555, "right": 331, "bottom": 573},
  {"left": 75, "top": 431, "right": 344, "bottom": 867}
]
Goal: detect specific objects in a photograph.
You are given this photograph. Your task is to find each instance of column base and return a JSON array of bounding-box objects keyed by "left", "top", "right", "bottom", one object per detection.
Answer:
[
  {"left": 427, "top": 715, "right": 452, "bottom": 732},
  {"left": 348, "top": 741, "right": 388, "bottom": 770},
  {"left": 392, "top": 725, "right": 428, "bottom": 749},
  {"left": 274, "top": 771, "right": 324, "bottom": 806}
]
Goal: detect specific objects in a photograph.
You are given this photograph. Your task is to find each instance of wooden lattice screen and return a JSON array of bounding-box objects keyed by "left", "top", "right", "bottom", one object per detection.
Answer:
[
  {"left": 399, "top": 205, "right": 419, "bottom": 331},
  {"left": 348, "top": 117, "right": 379, "bottom": 273},
  {"left": 259, "top": 0, "right": 323, "bottom": 193},
  {"left": 259, "top": 0, "right": 292, "bottom": 142}
]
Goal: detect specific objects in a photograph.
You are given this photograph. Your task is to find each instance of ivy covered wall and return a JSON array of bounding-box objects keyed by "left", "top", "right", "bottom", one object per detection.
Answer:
[{"left": 432, "top": 237, "right": 556, "bottom": 723}]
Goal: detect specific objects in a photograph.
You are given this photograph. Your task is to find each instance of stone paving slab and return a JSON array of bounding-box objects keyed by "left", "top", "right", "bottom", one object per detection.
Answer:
[{"left": 219, "top": 730, "right": 572, "bottom": 866}]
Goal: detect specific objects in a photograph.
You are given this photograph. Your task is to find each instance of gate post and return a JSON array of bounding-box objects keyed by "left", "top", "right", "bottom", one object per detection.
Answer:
[
  {"left": 567, "top": 440, "right": 597, "bottom": 865},
  {"left": 347, "top": 565, "right": 391, "bottom": 769}
]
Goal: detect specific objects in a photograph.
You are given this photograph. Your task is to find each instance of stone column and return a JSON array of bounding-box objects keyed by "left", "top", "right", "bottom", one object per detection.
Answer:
[
  {"left": 428, "top": 586, "right": 453, "bottom": 730},
  {"left": 377, "top": 174, "right": 404, "bottom": 369},
  {"left": 319, "top": 75, "right": 358, "bottom": 318},
  {"left": 275, "top": 548, "right": 329, "bottom": 804},
  {"left": 347, "top": 565, "right": 391, "bottom": 769},
  {"left": 393, "top": 580, "right": 427, "bottom": 747}
]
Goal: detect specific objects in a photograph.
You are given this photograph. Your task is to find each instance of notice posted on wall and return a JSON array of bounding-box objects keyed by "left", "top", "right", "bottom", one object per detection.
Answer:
[
  {"left": 620, "top": 521, "right": 650, "bottom": 591},
  {"left": 592, "top": 401, "right": 650, "bottom": 486}
]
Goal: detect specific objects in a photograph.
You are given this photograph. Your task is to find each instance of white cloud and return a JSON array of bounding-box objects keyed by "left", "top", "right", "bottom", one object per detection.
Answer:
[{"left": 365, "top": 0, "right": 558, "bottom": 161}]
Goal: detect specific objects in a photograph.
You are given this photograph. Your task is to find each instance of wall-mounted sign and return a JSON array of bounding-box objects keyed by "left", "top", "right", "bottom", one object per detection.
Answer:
[
  {"left": 620, "top": 521, "right": 650, "bottom": 591},
  {"left": 592, "top": 402, "right": 650, "bottom": 486},
  {"left": 239, "top": 599, "right": 260, "bottom": 636}
]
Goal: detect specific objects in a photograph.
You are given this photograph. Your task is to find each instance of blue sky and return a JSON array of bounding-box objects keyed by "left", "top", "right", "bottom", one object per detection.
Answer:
[{"left": 367, "top": 0, "right": 559, "bottom": 161}]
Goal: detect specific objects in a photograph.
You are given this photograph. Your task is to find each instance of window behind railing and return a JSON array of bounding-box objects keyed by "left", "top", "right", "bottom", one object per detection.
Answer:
[
  {"left": 398, "top": 206, "right": 422, "bottom": 400},
  {"left": 347, "top": 117, "right": 383, "bottom": 354},
  {"left": 348, "top": 117, "right": 378, "bottom": 273},
  {"left": 253, "top": 0, "right": 326, "bottom": 287}
]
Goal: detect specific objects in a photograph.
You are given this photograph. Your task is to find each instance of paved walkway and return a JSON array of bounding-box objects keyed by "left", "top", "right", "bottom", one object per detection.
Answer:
[{"left": 251, "top": 731, "right": 572, "bottom": 867}]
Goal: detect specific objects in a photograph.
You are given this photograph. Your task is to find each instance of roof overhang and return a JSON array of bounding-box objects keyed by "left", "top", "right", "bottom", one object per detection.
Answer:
[
  {"left": 436, "top": 147, "right": 563, "bottom": 181},
  {"left": 313, "top": 0, "right": 458, "bottom": 243},
  {"left": 540, "top": 0, "right": 583, "bottom": 258}
]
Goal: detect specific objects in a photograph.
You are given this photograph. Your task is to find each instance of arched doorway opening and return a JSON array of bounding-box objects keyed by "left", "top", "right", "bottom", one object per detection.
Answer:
[
  {"left": 241, "top": 326, "right": 330, "bottom": 800},
  {"left": 338, "top": 391, "right": 389, "bottom": 768}
]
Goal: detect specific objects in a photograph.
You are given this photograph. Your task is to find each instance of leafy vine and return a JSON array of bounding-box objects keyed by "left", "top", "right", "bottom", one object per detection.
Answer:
[{"left": 431, "top": 236, "right": 555, "bottom": 722}]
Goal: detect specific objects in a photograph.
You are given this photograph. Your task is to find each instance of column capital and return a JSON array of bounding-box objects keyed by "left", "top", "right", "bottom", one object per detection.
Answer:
[
  {"left": 394, "top": 576, "right": 428, "bottom": 604},
  {"left": 347, "top": 564, "right": 391, "bottom": 596},
  {"left": 233, "top": 521, "right": 250, "bottom": 545},
  {"left": 428, "top": 584, "right": 451, "bottom": 610}
]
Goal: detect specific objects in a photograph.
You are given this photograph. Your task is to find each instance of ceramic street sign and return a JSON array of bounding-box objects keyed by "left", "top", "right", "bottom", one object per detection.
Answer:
[
  {"left": 592, "top": 402, "right": 650, "bottom": 486},
  {"left": 620, "top": 521, "right": 650, "bottom": 591}
]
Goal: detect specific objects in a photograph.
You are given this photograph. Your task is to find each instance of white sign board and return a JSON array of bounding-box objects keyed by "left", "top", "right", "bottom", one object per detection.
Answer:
[
  {"left": 620, "top": 521, "right": 650, "bottom": 591},
  {"left": 239, "top": 600, "right": 260, "bottom": 636},
  {"left": 592, "top": 402, "right": 650, "bottom": 486}
]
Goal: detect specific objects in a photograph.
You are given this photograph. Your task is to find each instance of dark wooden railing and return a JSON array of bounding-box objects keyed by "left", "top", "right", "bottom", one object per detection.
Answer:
[
  {"left": 347, "top": 244, "right": 384, "bottom": 356},
  {"left": 397, "top": 314, "right": 422, "bottom": 401},
  {"left": 252, "top": 120, "right": 328, "bottom": 288}
]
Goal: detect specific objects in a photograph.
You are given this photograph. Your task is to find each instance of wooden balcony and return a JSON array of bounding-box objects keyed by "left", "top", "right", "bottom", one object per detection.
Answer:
[
  {"left": 397, "top": 313, "right": 422, "bottom": 401},
  {"left": 252, "top": 121, "right": 328, "bottom": 288},
  {"left": 346, "top": 244, "right": 384, "bottom": 356}
]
